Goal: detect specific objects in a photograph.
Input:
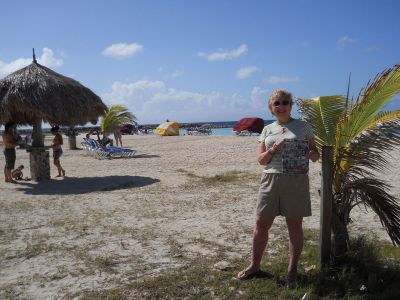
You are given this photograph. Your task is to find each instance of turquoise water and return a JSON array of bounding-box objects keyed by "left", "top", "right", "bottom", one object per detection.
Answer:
[
  {"left": 179, "top": 127, "right": 236, "bottom": 136},
  {"left": 212, "top": 128, "right": 235, "bottom": 136}
]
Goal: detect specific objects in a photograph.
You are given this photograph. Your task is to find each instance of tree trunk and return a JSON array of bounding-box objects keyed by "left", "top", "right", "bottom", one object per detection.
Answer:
[
  {"left": 32, "top": 119, "right": 44, "bottom": 147},
  {"left": 29, "top": 119, "right": 50, "bottom": 181},
  {"left": 68, "top": 135, "right": 77, "bottom": 150},
  {"left": 29, "top": 148, "right": 50, "bottom": 181},
  {"left": 331, "top": 211, "right": 350, "bottom": 261}
]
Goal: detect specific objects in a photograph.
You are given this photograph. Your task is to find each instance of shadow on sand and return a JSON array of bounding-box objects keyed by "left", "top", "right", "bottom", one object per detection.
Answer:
[{"left": 15, "top": 175, "right": 160, "bottom": 195}]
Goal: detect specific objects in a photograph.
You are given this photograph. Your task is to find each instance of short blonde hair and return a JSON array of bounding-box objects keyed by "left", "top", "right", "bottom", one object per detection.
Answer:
[{"left": 268, "top": 89, "right": 293, "bottom": 114}]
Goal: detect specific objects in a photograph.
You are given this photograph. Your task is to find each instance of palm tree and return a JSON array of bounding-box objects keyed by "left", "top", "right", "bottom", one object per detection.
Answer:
[
  {"left": 100, "top": 105, "right": 137, "bottom": 138},
  {"left": 297, "top": 65, "right": 400, "bottom": 258}
]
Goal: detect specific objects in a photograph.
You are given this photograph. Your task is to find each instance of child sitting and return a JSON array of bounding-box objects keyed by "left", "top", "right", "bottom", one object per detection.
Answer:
[{"left": 12, "top": 165, "right": 24, "bottom": 180}]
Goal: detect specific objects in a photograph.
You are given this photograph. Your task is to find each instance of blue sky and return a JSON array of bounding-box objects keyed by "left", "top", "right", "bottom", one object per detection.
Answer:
[{"left": 0, "top": 0, "right": 399, "bottom": 125}]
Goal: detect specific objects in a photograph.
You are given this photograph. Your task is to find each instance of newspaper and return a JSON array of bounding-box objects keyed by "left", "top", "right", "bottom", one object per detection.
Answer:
[{"left": 282, "top": 139, "right": 309, "bottom": 174}]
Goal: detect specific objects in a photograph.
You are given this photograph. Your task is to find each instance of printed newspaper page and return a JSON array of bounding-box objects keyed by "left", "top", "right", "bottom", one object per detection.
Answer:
[{"left": 282, "top": 139, "right": 309, "bottom": 174}]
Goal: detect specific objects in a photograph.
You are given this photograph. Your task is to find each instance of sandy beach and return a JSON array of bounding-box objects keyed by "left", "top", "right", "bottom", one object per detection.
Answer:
[{"left": 1, "top": 134, "right": 399, "bottom": 298}]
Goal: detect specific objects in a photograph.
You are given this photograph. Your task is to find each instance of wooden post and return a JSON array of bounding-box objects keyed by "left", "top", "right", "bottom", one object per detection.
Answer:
[
  {"left": 319, "top": 145, "right": 334, "bottom": 266},
  {"left": 68, "top": 135, "right": 77, "bottom": 150},
  {"left": 29, "top": 119, "right": 50, "bottom": 181},
  {"left": 31, "top": 119, "right": 44, "bottom": 147}
]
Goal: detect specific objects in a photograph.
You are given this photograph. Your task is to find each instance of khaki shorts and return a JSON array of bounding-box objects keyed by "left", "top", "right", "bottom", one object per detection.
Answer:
[{"left": 256, "top": 173, "right": 311, "bottom": 217}]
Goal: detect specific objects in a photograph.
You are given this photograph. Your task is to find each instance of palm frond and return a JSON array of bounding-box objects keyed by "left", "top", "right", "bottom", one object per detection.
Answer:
[
  {"left": 337, "top": 118, "right": 400, "bottom": 175},
  {"left": 370, "top": 110, "right": 400, "bottom": 127},
  {"left": 341, "top": 177, "right": 400, "bottom": 245},
  {"left": 100, "top": 105, "right": 136, "bottom": 132},
  {"left": 337, "top": 65, "right": 400, "bottom": 147},
  {"left": 296, "top": 96, "right": 346, "bottom": 149}
]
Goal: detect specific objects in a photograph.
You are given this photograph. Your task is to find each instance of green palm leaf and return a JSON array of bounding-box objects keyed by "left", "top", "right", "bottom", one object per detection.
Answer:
[
  {"left": 100, "top": 105, "right": 137, "bottom": 133},
  {"left": 370, "top": 110, "right": 400, "bottom": 127},
  {"left": 337, "top": 65, "right": 400, "bottom": 148},
  {"left": 341, "top": 177, "right": 400, "bottom": 245},
  {"left": 297, "top": 96, "right": 346, "bottom": 149},
  {"left": 339, "top": 118, "right": 400, "bottom": 175}
]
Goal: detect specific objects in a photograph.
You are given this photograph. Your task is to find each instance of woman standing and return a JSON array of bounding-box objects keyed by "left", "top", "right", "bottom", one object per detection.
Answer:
[
  {"left": 113, "top": 127, "right": 123, "bottom": 147},
  {"left": 237, "top": 89, "right": 319, "bottom": 287},
  {"left": 51, "top": 126, "right": 65, "bottom": 177}
]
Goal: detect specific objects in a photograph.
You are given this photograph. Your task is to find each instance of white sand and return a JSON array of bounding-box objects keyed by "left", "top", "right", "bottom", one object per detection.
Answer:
[{"left": 0, "top": 134, "right": 398, "bottom": 298}]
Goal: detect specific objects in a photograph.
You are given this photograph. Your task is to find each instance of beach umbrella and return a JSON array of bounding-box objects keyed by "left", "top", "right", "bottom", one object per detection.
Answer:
[
  {"left": 154, "top": 121, "right": 179, "bottom": 136},
  {"left": 0, "top": 50, "right": 107, "bottom": 139},
  {"left": 233, "top": 117, "right": 264, "bottom": 134},
  {"left": 0, "top": 49, "right": 107, "bottom": 180}
]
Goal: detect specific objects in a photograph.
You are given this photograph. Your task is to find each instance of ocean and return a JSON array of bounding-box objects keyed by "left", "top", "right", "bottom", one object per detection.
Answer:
[
  {"left": 178, "top": 120, "right": 274, "bottom": 136},
  {"left": 179, "top": 127, "right": 234, "bottom": 136}
]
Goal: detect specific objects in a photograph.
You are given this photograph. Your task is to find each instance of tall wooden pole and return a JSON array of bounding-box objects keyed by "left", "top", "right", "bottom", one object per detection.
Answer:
[
  {"left": 29, "top": 119, "right": 50, "bottom": 180},
  {"left": 319, "top": 146, "right": 334, "bottom": 266},
  {"left": 31, "top": 119, "right": 43, "bottom": 147}
]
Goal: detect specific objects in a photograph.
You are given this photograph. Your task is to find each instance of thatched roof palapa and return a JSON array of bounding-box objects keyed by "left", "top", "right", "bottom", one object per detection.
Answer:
[{"left": 0, "top": 49, "right": 107, "bottom": 126}]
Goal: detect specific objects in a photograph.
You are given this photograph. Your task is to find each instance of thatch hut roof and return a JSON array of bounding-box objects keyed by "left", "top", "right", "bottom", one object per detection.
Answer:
[{"left": 0, "top": 57, "right": 107, "bottom": 126}]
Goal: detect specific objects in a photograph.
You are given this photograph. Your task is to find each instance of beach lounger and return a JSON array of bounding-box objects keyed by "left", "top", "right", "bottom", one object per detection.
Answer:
[
  {"left": 186, "top": 127, "right": 212, "bottom": 135},
  {"left": 82, "top": 138, "right": 136, "bottom": 159},
  {"left": 234, "top": 130, "right": 260, "bottom": 136}
]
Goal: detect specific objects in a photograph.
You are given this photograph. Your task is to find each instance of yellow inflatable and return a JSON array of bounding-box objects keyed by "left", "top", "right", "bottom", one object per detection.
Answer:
[{"left": 154, "top": 121, "right": 180, "bottom": 136}]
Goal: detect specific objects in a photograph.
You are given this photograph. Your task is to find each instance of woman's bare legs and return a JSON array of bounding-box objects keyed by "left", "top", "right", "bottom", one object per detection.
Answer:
[
  {"left": 238, "top": 215, "right": 275, "bottom": 278},
  {"left": 4, "top": 168, "right": 15, "bottom": 183},
  {"left": 54, "top": 158, "right": 65, "bottom": 177},
  {"left": 286, "top": 217, "right": 304, "bottom": 279}
]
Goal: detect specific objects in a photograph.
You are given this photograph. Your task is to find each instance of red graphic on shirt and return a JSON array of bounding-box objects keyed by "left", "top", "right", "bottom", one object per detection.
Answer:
[{"left": 281, "top": 127, "right": 287, "bottom": 134}]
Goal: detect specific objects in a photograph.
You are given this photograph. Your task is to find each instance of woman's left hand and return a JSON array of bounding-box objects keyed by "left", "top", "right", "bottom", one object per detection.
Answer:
[{"left": 308, "top": 150, "right": 319, "bottom": 162}]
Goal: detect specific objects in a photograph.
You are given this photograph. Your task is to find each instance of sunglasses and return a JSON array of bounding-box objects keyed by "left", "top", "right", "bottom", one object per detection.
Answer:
[{"left": 272, "top": 100, "right": 291, "bottom": 107}]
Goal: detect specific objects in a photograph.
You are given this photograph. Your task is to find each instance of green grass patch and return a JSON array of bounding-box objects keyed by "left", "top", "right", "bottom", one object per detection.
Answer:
[
  {"left": 311, "top": 236, "right": 400, "bottom": 299},
  {"left": 77, "top": 232, "right": 400, "bottom": 299}
]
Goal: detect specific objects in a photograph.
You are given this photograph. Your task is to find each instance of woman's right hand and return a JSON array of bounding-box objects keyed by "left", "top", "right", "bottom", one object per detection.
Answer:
[{"left": 270, "top": 139, "right": 285, "bottom": 154}]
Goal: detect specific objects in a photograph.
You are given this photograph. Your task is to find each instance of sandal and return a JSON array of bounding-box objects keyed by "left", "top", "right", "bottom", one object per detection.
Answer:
[
  {"left": 276, "top": 275, "right": 297, "bottom": 289},
  {"left": 237, "top": 269, "right": 273, "bottom": 280}
]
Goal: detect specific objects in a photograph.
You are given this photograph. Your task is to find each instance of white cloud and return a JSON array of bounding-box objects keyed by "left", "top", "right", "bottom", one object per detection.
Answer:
[
  {"left": 102, "top": 80, "right": 269, "bottom": 124},
  {"left": 199, "top": 44, "right": 247, "bottom": 61},
  {"left": 236, "top": 66, "right": 258, "bottom": 79},
  {"left": 263, "top": 76, "right": 300, "bottom": 84},
  {"left": 337, "top": 36, "right": 356, "bottom": 47},
  {"left": 0, "top": 48, "right": 63, "bottom": 78},
  {"left": 102, "top": 42, "right": 143, "bottom": 59}
]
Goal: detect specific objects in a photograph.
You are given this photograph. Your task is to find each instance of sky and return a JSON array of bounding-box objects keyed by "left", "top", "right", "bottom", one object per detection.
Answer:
[{"left": 0, "top": 0, "right": 399, "bottom": 125}]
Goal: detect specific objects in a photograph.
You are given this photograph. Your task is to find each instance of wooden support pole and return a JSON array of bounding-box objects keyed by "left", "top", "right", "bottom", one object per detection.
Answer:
[
  {"left": 29, "top": 119, "right": 50, "bottom": 181},
  {"left": 31, "top": 119, "right": 44, "bottom": 147},
  {"left": 319, "top": 145, "right": 334, "bottom": 266}
]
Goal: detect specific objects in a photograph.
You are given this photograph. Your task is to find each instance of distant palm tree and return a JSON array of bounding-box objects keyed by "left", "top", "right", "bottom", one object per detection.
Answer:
[
  {"left": 100, "top": 105, "right": 137, "bottom": 137},
  {"left": 297, "top": 65, "right": 400, "bottom": 258}
]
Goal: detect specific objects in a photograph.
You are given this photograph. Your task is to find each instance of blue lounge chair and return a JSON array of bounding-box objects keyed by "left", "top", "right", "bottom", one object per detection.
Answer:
[{"left": 82, "top": 138, "right": 136, "bottom": 159}]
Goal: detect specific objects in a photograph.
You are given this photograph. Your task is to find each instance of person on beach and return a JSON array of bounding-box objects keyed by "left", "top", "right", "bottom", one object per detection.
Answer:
[
  {"left": 2, "top": 121, "right": 18, "bottom": 183},
  {"left": 51, "top": 126, "right": 65, "bottom": 177},
  {"left": 101, "top": 132, "right": 113, "bottom": 147},
  {"left": 12, "top": 164, "right": 24, "bottom": 180},
  {"left": 237, "top": 89, "right": 320, "bottom": 287},
  {"left": 113, "top": 127, "right": 123, "bottom": 147}
]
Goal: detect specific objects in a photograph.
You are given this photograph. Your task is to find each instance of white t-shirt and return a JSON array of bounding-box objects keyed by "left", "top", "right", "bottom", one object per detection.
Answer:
[{"left": 258, "top": 119, "right": 314, "bottom": 173}]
